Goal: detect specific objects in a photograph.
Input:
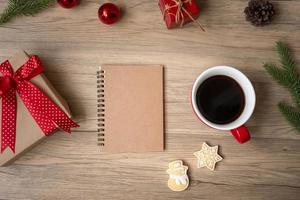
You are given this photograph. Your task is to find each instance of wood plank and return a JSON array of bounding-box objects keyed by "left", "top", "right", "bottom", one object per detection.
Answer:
[
  {"left": 0, "top": 0, "right": 299, "bottom": 199},
  {"left": 0, "top": 131, "right": 299, "bottom": 200}
]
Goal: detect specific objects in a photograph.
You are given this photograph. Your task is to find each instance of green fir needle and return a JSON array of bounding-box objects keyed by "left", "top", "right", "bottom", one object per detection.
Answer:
[
  {"left": 0, "top": 0, "right": 55, "bottom": 25},
  {"left": 264, "top": 41, "right": 300, "bottom": 132}
]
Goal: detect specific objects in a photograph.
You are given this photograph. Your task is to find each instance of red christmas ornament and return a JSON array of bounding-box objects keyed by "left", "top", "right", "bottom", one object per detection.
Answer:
[
  {"left": 57, "top": 0, "right": 80, "bottom": 9},
  {"left": 98, "top": 3, "right": 121, "bottom": 25}
]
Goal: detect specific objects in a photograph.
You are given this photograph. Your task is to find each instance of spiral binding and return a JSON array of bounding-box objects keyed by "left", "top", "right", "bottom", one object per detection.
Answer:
[{"left": 97, "top": 69, "right": 105, "bottom": 146}]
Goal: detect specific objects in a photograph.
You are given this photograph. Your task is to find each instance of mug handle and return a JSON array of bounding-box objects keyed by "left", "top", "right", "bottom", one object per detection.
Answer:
[{"left": 230, "top": 125, "right": 251, "bottom": 144}]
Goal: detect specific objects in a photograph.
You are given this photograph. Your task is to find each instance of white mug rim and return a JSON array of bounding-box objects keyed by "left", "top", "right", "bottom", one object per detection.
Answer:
[{"left": 191, "top": 66, "right": 256, "bottom": 130}]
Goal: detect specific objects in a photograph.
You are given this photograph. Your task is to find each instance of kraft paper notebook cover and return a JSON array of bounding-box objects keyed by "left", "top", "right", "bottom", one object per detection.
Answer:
[{"left": 97, "top": 65, "right": 164, "bottom": 152}]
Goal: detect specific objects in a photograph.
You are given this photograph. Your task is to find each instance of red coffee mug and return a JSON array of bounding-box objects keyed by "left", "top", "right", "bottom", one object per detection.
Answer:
[{"left": 191, "top": 66, "right": 256, "bottom": 144}]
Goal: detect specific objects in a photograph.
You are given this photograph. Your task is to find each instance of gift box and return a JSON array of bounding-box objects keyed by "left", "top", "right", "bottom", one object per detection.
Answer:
[
  {"left": 0, "top": 51, "right": 78, "bottom": 166},
  {"left": 158, "top": 0, "right": 200, "bottom": 29}
]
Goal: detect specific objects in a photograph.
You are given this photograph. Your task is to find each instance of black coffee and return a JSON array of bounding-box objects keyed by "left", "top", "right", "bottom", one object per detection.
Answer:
[{"left": 196, "top": 75, "right": 245, "bottom": 124}]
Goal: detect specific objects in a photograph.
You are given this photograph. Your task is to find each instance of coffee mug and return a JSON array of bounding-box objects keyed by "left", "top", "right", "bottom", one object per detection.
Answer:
[{"left": 191, "top": 66, "right": 256, "bottom": 143}]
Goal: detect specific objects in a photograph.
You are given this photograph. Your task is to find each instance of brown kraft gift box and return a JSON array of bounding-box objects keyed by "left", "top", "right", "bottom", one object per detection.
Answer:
[{"left": 0, "top": 51, "right": 72, "bottom": 166}]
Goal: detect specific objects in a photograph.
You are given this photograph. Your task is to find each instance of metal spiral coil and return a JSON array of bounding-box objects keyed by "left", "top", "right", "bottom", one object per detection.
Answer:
[{"left": 97, "top": 70, "right": 105, "bottom": 146}]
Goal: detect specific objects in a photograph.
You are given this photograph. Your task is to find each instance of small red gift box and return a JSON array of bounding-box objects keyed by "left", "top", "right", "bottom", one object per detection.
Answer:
[{"left": 158, "top": 0, "right": 201, "bottom": 29}]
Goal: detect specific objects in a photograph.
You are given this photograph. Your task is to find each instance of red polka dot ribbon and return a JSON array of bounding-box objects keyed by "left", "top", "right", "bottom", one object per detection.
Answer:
[{"left": 0, "top": 56, "right": 79, "bottom": 153}]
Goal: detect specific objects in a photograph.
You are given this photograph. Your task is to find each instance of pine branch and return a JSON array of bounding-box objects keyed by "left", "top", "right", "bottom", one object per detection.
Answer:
[
  {"left": 264, "top": 41, "right": 300, "bottom": 133},
  {"left": 278, "top": 102, "right": 300, "bottom": 132},
  {"left": 264, "top": 63, "right": 295, "bottom": 88},
  {"left": 0, "top": 0, "right": 55, "bottom": 25},
  {"left": 276, "top": 41, "right": 295, "bottom": 72},
  {"left": 264, "top": 63, "right": 300, "bottom": 107}
]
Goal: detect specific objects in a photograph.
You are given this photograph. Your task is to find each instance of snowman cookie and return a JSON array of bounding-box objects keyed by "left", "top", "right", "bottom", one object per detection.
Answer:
[{"left": 166, "top": 160, "right": 189, "bottom": 192}]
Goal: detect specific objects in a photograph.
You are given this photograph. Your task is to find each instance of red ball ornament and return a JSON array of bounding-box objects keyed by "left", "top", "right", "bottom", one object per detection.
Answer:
[
  {"left": 57, "top": 0, "right": 80, "bottom": 9},
  {"left": 98, "top": 3, "right": 121, "bottom": 25}
]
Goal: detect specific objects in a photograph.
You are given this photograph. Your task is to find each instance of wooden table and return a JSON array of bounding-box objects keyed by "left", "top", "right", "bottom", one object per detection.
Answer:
[{"left": 0, "top": 0, "right": 299, "bottom": 199}]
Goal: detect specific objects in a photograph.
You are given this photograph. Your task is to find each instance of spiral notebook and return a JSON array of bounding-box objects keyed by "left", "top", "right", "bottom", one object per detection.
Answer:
[{"left": 97, "top": 65, "right": 164, "bottom": 152}]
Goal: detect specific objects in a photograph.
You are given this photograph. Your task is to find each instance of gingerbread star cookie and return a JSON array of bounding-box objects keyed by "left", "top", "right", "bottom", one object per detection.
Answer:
[
  {"left": 193, "top": 142, "right": 223, "bottom": 171},
  {"left": 166, "top": 160, "right": 189, "bottom": 192}
]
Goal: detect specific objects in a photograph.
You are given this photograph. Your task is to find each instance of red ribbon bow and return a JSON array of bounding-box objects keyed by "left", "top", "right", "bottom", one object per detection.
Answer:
[{"left": 0, "top": 55, "right": 79, "bottom": 153}]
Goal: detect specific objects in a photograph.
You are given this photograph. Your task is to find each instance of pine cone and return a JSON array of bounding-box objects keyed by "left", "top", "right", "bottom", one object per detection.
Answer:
[{"left": 244, "top": 0, "right": 275, "bottom": 26}]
